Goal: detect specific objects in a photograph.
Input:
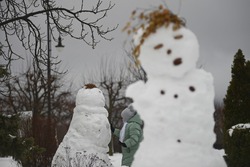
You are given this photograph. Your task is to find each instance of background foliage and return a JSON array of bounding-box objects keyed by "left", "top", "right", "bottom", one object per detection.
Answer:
[{"left": 223, "top": 49, "right": 250, "bottom": 167}]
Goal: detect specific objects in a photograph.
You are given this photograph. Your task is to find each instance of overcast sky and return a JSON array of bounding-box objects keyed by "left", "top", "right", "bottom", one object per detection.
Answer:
[
  {"left": 3, "top": 0, "right": 250, "bottom": 102},
  {"left": 54, "top": 0, "right": 250, "bottom": 102}
]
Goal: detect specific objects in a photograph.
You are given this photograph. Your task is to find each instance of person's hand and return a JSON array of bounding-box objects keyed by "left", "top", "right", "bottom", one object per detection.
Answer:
[
  {"left": 119, "top": 141, "right": 127, "bottom": 147},
  {"left": 110, "top": 123, "right": 115, "bottom": 133}
]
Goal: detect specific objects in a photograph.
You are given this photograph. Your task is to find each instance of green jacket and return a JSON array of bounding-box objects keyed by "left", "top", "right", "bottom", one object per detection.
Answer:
[{"left": 114, "top": 113, "right": 143, "bottom": 167}]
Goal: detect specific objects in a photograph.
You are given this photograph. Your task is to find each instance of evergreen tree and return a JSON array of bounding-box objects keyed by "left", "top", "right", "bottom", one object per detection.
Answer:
[
  {"left": 244, "top": 61, "right": 250, "bottom": 114},
  {"left": 223, "top": 49, "right": 250, "bottom": 167},
  {"left": 0, "top": 114, "right": 45, "bottom": 166},
  {"left": 0, "top": 114, "right": 20, "bottom": 157},
  {"left": 224, "top": 49, "right": 247, "bottom": 130},
  {"left": 0, "top": 65, "right": 8, "bottom": 78}
]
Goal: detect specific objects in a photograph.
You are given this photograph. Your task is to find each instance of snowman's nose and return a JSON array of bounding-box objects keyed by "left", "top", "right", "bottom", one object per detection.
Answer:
[{"left": 173, "top": 58, "right": 182, "bottom": 66}]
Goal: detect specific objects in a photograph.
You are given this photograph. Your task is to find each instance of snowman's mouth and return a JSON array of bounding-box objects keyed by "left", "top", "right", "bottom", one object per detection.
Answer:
[{"left": 173, "top": 58, "right": 182, "bottom": 66}]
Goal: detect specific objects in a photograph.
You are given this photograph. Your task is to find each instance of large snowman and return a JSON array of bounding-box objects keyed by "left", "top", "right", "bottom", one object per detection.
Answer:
[
  {"left": 125, "top": 7, "right": 226, "bottom": 167},
  {"left": 51, "top": 84, "right": 113, "bottom": 167}
]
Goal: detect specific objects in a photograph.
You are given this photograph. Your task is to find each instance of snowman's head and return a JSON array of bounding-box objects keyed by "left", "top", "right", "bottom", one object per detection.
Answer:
[
  {"left": 126, "top": 6, "right": 199, "bottom": 78},
  {"left": 138, "top": 24, "right": 199, "bottom": 78},
  {"left": 76, "top": 84, "right": 105, "bottom": 107}
]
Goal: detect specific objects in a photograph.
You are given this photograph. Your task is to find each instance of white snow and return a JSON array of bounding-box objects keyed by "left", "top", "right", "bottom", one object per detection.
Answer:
[
  {"left": 8, "top": 134, "right": 17, "bottom": 139},
  {"left": 51, "top": 86, "right": 113, "bottom": 167},
  {"left": 228, "top": 123, "right": 250, "bottom": 136},
  {"left": 0, "top": 154, "right": 122, "bottom": 167},
  {"left": 19, "top": 111, "right": 32, "bottom": 119},
  {"left": 126, "top": 22, "right": 227, "bottom": 167},
  {"left": 109, "top": 153, "right": 122, "bottom": 167},
  {"left": 0, "top": 157, "right": 21, "bottom": 167}
]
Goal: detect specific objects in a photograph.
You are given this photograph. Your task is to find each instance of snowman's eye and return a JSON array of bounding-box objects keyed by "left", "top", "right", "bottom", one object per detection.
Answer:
[
  {"left": 154, "top": 43, "right": 163, "bottom": 50},
  {"left": 167, "top": 49, "right": 172, "bottom": 55},
  {"left": 174, "top": 35, "right": 183, "bottom": 40}
]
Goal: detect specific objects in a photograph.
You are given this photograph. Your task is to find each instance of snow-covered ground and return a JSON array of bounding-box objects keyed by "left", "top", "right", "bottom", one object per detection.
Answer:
[
  {"left": 0, "top": 154, "right": 122, "bottom": 167},
  {"left": 1, "top": 152, "right": 227, "bottom": 167},
  {"left": 109, "top": 153, "right": 123, "bottom": 167},
  {"left": 114, "top": 151, "right": 226, "bottom": 167},
  {"left": 110, "top": 151, "right": 226, "bottom": 167},
  {"left": 0, "top": 157, "right": 21, "bottom": 167}
]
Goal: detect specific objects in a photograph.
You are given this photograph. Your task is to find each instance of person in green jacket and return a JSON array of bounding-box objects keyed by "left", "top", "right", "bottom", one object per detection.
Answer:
[{"left": 112, "top": 104, "right": 144, "bottom": 167}]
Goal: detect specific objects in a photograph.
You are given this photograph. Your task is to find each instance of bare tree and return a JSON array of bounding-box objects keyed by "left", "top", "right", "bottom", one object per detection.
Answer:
[
  {"left": 0, "top": 45, "right": 10, "bottom": 96},
  {"left": 124, "top": 49, "right": 147, "bottom": 82},
  {"left": 0, "top": 59, "right": 74, "bottom": 166},
  {"left": 0, "top": 0, "right": 116, "bottom": 67}
]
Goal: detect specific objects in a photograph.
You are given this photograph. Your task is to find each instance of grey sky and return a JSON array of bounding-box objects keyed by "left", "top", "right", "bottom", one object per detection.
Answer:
[
  {"left": 3, "top": 0, "right": 250, "bottom": 102},
  {"left": 57, "top": 0, "right": 250, "bottom": 102}
]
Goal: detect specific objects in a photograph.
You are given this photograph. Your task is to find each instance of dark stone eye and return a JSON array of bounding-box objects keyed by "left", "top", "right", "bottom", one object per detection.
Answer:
[
  {"left": 160, "top": 90, "right": 165, "bottom": 95},
  {"left": 177, "top": 139, "right": 181, "bottom": 143},
  {"left": 189, "top": 86, "right": 195, "bottom": 92},
  {"left": 174, "top": 94, "right": 178, "bottom": 98}
]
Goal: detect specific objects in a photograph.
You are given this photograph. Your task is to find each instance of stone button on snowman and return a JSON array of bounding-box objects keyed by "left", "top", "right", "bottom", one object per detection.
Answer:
[{"left": 125, "top": 6, "right": 226, "bottom": 167}]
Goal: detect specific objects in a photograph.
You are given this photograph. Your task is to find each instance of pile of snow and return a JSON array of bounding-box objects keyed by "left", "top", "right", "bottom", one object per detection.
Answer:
[
  {"left": 0, "top": 157, "right": 20, "bottom": 167},
  {"left": 52, "top": 85, "right": 113, "bottom": 167},
  {"left": 126, "top": 15, "right": 226, "bottom": 166},
  {"left": 109, "top": 153, "right": 122, "bottom": 167},
  {"left": 228, "top": 123, "right": 250, "bottom": 136}
]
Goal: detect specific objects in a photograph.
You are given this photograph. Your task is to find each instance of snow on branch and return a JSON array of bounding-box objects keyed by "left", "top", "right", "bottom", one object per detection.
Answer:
[{"left": 228, "top": 123, "right": 250, "bottom": 137}]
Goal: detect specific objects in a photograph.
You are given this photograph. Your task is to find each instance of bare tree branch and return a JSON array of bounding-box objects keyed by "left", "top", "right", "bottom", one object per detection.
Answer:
[{"left": 0, "top": 0, "right": 117, "bottom": 68}]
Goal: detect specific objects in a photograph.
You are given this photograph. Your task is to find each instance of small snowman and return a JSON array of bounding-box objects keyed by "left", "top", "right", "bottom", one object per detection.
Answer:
[
  {"left": 125, "top": 6, "right": 226, "bottom": 167},
  {"left": 51, "top": 84, "right": 113, "bottom": 167}
]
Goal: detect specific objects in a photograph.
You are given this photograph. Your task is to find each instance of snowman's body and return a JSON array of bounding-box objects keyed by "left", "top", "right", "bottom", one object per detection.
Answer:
[
  {"left": 126, "top": 24, "right": 226, "bottom": 166},
  {"left": 52, "top": 87, "right": 112, "bottom": 167}
]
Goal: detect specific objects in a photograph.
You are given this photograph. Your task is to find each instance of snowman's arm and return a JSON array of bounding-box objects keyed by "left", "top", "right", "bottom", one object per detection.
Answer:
[
  {"left": 113, "top": 128, "right": 120, "bottom": 138},
  {"left": 124, "top": 123, "right": 142, "bottom": 148}
]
